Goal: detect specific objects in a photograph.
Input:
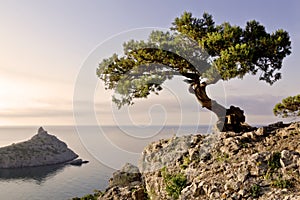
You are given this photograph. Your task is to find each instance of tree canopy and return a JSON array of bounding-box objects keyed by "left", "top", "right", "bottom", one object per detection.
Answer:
[
  {"left": 274, "top": 94, "right": 300, "bottom": 118},
  {"left": 97, "top": 12, "right": 291, "bottom": 114}
]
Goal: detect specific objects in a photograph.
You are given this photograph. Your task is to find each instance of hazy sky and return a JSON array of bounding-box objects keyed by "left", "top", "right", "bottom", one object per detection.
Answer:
[{"left": 0, "top": 0, "right": 299, "bottom": 126}]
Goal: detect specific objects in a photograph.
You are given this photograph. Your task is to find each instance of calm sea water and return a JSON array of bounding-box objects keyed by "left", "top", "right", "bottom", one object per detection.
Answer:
[{"left": 0, "top": 125, "right": 211, "bottom": 200}]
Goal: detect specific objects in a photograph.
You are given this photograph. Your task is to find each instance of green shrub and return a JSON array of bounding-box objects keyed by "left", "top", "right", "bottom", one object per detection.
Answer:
[
  {"left": 180, "top": 156, "right": 191, "bottom": 169},
  {"left": 250, "top": 184, "right": 261, "bottom": 198},
  {"left": 161, "top": 167, "right": 187, "bottom": 199},
  {"left": 216, "top": 152, "right": 229, "bottom": 162},
  {"left": 272, "top": 178, "right": 293, "bottom": 189},
  {"left": 268, "top": 152, "right": 281, "bottom": 170},
  {"left": 264, "top": 170, "right": 272, "bottom": 180},
  {"left": 71, "top": 190, "right": 102, "bottom": 200}
]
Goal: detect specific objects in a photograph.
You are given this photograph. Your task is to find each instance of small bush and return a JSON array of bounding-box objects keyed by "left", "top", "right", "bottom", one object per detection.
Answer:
[
  {"left": 272, "top": 178, "right": 293, "bottom": 189},
  {"left": 161, "top": 167, "right": 187, "bottom": 199},
  {"left": 264, "top": 170, "right": 272, "bottom": 180},
  {"left": 268, "top": 152, "right": 281, "bottom": 170},
  {"left": 71, "top": 190, "right": 102, "bottom": 200},
  {"left": 216, "top": 152, "right": 229, "bottom": 162},
  {"left": 180, "top": 156, "right": 191, "bottom": 169},
  {"left": 250, "top": 184, "right": 261, "bottom": 198}
]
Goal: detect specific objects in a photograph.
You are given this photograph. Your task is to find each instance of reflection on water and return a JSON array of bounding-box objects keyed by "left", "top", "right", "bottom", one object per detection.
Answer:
[
  {"left": 0, "top": 164, "right": 69, "bottom": 184},
  {"left": 0, "top": 125, "right": 210, "bottom": 199}
]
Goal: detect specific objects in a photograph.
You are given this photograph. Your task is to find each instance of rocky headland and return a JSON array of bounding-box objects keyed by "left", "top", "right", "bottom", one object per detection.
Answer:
[
  {"left": 0, "top": 127, "right": 79, "bottom": 168},
  {"left": 97, "top": 121, "right": 300, "bottom": 200}
]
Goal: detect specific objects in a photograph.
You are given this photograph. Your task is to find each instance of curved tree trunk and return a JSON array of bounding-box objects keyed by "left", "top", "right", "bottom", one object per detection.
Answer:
[{"left": 189, "top": 81, "right": 252, "bottom": 132}]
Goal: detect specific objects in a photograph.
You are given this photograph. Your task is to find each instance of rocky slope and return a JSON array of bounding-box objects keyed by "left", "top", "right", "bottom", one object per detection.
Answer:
[
  {"left": 98, "top": 121, "right": 300, "bottom": 200},
  {"left": 0, "top": 127, "right": 78, "bottom": 168}
]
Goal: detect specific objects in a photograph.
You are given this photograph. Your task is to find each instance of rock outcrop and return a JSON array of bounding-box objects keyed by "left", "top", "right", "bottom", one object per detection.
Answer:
[
  {"left": 0, "top": 127, "right": 78, "bottom": 168},
  {"left": 99, "top": 163, "right": 146, "bottom": 200},
  {"left": 68, "top": 159, "right": 89, "bottom": 166},
  {"left": 99, "top": 121, "right": 300, "bottom": 200}
]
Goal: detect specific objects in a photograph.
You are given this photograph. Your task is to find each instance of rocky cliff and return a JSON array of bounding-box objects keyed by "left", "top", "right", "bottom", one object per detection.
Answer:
[
  {"left": 0, "top": 127, "right": 78, "bottom": 168},
  {"left": 98, "top": 121, "right": 300, "bottom": 200}
]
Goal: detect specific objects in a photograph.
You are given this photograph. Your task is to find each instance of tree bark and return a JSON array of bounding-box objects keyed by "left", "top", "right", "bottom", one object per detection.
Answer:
[{"left": 189, "top": 81, "right": 252, "bottom": 132}]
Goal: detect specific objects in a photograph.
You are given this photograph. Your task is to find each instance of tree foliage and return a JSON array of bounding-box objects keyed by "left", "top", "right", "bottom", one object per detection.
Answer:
[
  {"left": 273, "top": 94, "right": 300, "bottom": 118},
  {"left": 97, "top": 12, "right": 291, "bottom": 109},
  {"left": 171, "top": 12, "right": 291, "bottom": 83}
]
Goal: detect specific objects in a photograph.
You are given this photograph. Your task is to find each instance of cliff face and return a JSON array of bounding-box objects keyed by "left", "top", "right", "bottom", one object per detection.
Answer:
[
  {"left": 99, "top": 122, "right": 300, "bottom": 200},
  {"left": 0, "top": 127, "right": 78, "bottom": 168}
]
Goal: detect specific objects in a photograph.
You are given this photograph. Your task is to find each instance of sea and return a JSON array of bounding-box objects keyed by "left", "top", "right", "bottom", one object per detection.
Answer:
[{"left": 0, "top": 125, "right": 212, "bottom": 200}]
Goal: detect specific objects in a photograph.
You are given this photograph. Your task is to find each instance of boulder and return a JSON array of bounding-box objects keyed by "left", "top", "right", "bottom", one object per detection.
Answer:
[
  {"left": 98, "top": 163, "right": 145, "bottom": 200},
  {"left": 69, "top": 159, "right": 89, "bottom": 166},
  {"left": 109, "top": 163, "right": 142, "bottom": 187}
]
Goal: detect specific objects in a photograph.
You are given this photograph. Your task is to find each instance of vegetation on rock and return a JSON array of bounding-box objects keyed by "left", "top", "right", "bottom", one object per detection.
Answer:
[
  {"left": 96, "top": 122, "right": 300, "bottom": 199},
  {"left": 250, "top": 184, "right": 261, "bottom": 198},
  {"left": 97, "top": 12, "right": 291, "bottom": 132},
  {"left": 71, "top": 190, "right": 102, "bottom": 200},
  {"left": 274, "top": 94, "right": 300, "bottom": 118},
  {"left": 161, "top": 167, "right": 187, "bottom": 199}
]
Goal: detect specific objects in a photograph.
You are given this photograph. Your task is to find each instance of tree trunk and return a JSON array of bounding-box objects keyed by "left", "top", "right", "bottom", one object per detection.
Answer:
[{"left": 189, "top": 81, "right": 252, "bottom": 132}]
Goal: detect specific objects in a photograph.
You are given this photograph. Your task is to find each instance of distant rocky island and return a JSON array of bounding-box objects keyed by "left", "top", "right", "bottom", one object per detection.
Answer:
[
  {"left": 0, "top": 127, "right": 84, "bottom": 168},
  {"left": 87, "top": 121, "right": 300, "bottom": 200}
]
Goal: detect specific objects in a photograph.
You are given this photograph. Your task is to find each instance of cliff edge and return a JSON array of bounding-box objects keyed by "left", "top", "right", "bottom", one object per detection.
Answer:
[
  {"left": 98, "top": 121, "right": 300, "bottom": 200},
  {"left": 0, "top": 127, "right": 78, "bottom": 168}
]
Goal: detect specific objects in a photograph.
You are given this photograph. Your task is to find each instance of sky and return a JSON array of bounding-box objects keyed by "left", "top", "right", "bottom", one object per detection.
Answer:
[{"left": 0, "top": 0, "right": 299, "bottom": 127}]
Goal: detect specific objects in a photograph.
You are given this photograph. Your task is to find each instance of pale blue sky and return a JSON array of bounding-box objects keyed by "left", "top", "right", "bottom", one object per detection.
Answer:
[{"left": 0, "top": 0, "right": 299, "bottom": 126}]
